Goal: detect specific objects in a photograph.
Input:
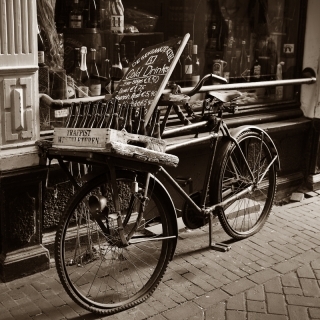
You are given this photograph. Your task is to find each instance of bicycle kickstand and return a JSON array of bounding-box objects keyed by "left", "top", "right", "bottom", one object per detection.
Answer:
[{"left": 209, "top": 212, "right": 231, "bottom": 252}]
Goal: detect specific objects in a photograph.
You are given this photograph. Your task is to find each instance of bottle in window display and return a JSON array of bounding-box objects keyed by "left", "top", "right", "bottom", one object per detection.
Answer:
[
  {"left": 212, "top": 54, "right": 226, "bottom": 84},
  {"left": 208, "top": 22, "right": 218, "bottom": 51},
  {"left": 222, "top": 19, "right": 229, "bottom": 59},
  {"left": 66, "top": 76, "right": 76, "bottom": 99},
  {"left": 101, "top": 58, "right": 111, "bottom": 94},
  {"left": 251, "top": 58, "right": 261, "bottom": 81},
  {"left": 184, "top": 42, "right": 193, "bottom": 86},
  {"left": 192, "top": 44, "right": 200, "bottom": 86},
  {"left": 88, "top": 0, "right": 99, "bottom": 28},
  {"left": 70, "top": 47, "right": 81, "bottom": 78},
  {"left": 76, "top": 46, "right": 89, "bottom": 97},
  {"left": 239, "top": 40, "right": 249, "bottom": 82},
  {"left": 227, "top": 20, "right": 234, "bottom": 52},
  {"left": 110, "top": 0, "right": 124, "bottom": 33},
  {"left": 230, "top": 56, "right": 238, "bottom": 83},
  {"left": 251, "top": 50, "right": 261, "bottom": 82},
  {"left": 120, "top": 44, "right": 129, "bottom": 75},
  {"left": 110, "top": 43, "right": 123, "bottom": 93},
  {"left": 88, "top": 48, "right": 101, "bottom": 96},
  {"left": 69, "top": 0, "right": 83, "bottom": 28},
  {"left": 129, "top": 41, "right": 136, "bottom": 64},
  {"left": 275, "top": 62, "right": 285, "bottom": 100}
]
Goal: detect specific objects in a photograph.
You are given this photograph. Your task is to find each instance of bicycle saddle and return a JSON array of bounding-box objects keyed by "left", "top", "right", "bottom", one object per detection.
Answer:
[{"left": 208, "top": 90, "right": 242, "bottom": 103}]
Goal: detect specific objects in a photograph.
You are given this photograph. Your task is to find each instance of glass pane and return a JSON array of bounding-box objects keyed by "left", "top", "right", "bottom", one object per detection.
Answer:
[
  {"left": 164, "top": 0, "right": 302, "bottom": 103},
  {"left": 49, "top": 0, "right": 303, "bottom": 108}
]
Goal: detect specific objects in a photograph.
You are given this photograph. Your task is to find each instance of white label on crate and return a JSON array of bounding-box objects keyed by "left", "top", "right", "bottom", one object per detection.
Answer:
[
  {"left": 53, "top": 128, "right": 107, "bottom": 148},
  {"left": 55, "top": 108, "right": 69, "bottom": 118}
]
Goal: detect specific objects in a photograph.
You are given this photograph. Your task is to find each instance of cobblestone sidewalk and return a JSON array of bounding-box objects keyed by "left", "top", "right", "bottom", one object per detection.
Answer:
[{"left": 1, "top": 195, "right": 320, "bottom": 320}]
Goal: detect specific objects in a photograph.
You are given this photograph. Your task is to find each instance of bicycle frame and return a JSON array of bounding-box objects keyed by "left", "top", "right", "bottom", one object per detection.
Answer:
[{"left": 159, "top": 121, "right": 278, "bottom": 216}]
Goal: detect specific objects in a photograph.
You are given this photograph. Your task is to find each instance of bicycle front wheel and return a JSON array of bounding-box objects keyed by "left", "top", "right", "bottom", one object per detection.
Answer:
[
  {"left": 211, "top": 130, "right": 277, "bottom": 239},
  {"left": 55, "top": 170, "right": 175, "bottom": 315}
]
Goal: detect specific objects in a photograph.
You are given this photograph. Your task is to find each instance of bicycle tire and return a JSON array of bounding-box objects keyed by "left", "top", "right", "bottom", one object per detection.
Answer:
[
  {"left": 210, "top": 130, "right": 277, "bottom": 239},
  {"left": 55, "top": 170, "right": 175, "bottom": 315}
]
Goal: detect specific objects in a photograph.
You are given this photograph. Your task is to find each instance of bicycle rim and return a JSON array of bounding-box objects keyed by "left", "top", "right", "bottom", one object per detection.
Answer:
[
  {"left": 211, "top": 131, "right": 277, "bottom": 239},
  {"left": 55, "top": 170, "right": 174, "bottom": 315}
]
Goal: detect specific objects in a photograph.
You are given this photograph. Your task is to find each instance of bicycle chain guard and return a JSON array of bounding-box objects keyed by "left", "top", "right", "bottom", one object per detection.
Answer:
[{"left": 182, "top": 191, "right": 208, "bottom": 229}]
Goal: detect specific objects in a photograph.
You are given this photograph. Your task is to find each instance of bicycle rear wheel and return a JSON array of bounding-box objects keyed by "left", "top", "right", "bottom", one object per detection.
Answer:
[
  {"left": 211, "top": 130, "right": 277, "bottom": 239},
  {"left": 55, "top": 170, "right": 175, "bottom": 315}
]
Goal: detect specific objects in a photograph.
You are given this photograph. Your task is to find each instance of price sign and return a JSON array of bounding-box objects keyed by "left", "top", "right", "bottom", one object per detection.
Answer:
[
  {"left": 112, "top": 34, "right": 190, "bottom": 124},
  {"left": 54, "top": 108, "right": 69, "bottom": 118}
]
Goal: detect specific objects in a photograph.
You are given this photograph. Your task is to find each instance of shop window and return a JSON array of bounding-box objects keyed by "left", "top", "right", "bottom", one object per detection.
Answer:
[
  {"left": 39, "top": 0, "right": 306, "bottom": 131},
  {"left": 165, "top": 0, "right": 305, "bottom": 104}
]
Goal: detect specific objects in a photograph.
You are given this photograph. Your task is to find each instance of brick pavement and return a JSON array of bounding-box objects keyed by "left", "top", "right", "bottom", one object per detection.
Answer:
[{"left": 1, "top": 194, "right": 320, "bottom": 320}]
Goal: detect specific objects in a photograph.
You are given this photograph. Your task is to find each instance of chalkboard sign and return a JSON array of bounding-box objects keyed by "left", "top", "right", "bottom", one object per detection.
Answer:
[{"left": 112, "top": 33, "right": 190, "bottom": 124}]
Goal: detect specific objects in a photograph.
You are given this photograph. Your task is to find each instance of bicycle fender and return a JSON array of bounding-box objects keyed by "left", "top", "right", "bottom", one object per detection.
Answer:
[
  {"left": 229, "top": 125, "right": 281, "bottom": 171},
  {"left": 152, "top": 175, "right": 179, "bottom": 261},
  {"left": 78, "top": 168, "right": 178, "bottom": 259}
]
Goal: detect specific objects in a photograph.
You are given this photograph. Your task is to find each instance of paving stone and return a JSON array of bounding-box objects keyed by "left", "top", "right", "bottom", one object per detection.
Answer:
[
  {"left": 14, "top": 296, "right": 42, "bottom": 317},
  {"left": 0, "top": 310, "right": 14, "bottom": 320},
  {"left": 157, "top": 283, "right": 186, "bottom": 305},
  {"left": 286, "top": 295, "right": 320, "bottom": 307},
  {"left": 287, "top": 305, "right": 309, "bottom": 320},
  {"left": 230, "top": 245, "right": 260, "bottom": 262},
  {"left": 246, "top": 285, "right": 265, "bottom": 301},
  {"left": 7, "top": 306, "right": 28, "bottom": 320},
  {"left": 255, "top": 258, "right": 276, "bottom": 268},
  {"left": 264, "top": 277, "right": 283, "bottom": 294},
  {"left": 293, "top": 250, "right": 320, "bottom": 264},
  {"left": 247, "top": 269, "right": 279, "bottom": 285},
  {"left": 315, "top": 270, "right": 320, "bottom": 280},
  {"left": 205, "top": 302, "right": 226, "bottom": 320},
  {"left": 311, "top": 259, "right": 320, "bottom": 269},
  {"left": 299, "top": 278, "right": 320, "bottom": 297},
  {"left": 266, "top": 293, "right": 287, "bottom": 315},
  {"left": 216, "top": 259, "right": 249, "bottom": 278},
  {"left": 32, "top": 313, "right": 52, "bottom": 320},
  {"left": 2, "top": 194, "right": 320, "bottom": 320},
  {"left": 31, "top": 281, "right": 50, "bottom": 292},
  {"left": 225, "top": 310, "right": 246, "bottom": 320},
  {"left": 145, "top": 315, "right": 167, "bottom": 320},
  {"left": 239, "top": 265, "right": 256, "bottom": 275},
  {"left": 281, "top": 272, "right": 300, "bottom": 287},
  {"left": 272, "top": 259, "right": 302, "bottom": 274},
  {"left": 223, "top": 270, "right": 240, "bottom": 281},
  {"left": 297, "top": 263, "right": 316, "bottom": 278},
  {"left": 247, "top": 300, "right": 266, "bottom": 313},
  {"left": 146, "top": 296, "right": 168, "bottom": 313},
  {"left": 244, "top": 261, "right": 266, "bottom": 272},
  {"left": 247, "top": 312, "right": 287, "bottom": 320},
  {"left": 58, "top": 304, "right": 79, "bottom": 319},
  {"left": 194, "top": 289, "right": 230, "bottom": 309},
  {"left": 182, "top": 272, "right": 215, "bottom": 292},
  {"left": 222, "top": 278, "right": 256, "bottom": 296},
  {"left": 136, "top": 301, "right": 163, "bottom": 319},
  {"left": 309, "top": 307, "right": 320, "bottom": 319},
  {"left": 226, "top": 293, "right": 245, "bottom": 311},
  {"left": 283, "top": 287, "right": 303, "bottom": 295},
  {"left": 162, "top": 301, "right": 203, "bottom": 320}
]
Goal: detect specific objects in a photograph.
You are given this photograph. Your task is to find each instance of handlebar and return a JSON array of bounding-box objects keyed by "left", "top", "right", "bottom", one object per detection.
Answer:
[{"left": 187, "top": 74, "right": 228, "bottom": 97}]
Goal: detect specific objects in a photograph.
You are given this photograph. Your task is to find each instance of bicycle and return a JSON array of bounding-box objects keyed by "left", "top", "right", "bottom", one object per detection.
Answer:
[{"left": 37, "top": 73, "right": 279, "bottom": 315}]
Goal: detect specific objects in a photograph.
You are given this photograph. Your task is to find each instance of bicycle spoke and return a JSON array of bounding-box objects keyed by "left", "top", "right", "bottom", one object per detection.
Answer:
[
  {"left": 55, "top": 171, "right": 175, "bottom": 314},
  {"left": 212, "top": 131, "right": 276, "bottom": 239}
]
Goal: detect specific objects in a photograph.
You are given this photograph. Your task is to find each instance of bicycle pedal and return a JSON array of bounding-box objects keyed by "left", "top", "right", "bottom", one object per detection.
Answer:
[{"left": 210, "top": 242, "right": 231, "bottom": 252}]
